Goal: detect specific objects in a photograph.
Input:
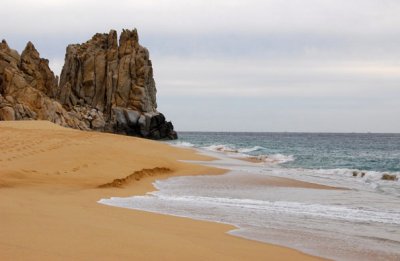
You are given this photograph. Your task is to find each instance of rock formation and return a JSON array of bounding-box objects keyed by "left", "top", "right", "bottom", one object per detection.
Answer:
[
  {"left": 0, "top": 29, "right": 177, "bottom": 140},
  {"left": 0, "top": 40, "right": 85, "bottom": 128}
]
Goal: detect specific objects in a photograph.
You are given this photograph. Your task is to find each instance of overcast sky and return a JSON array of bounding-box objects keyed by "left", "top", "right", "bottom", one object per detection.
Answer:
[{"left": 1, "top": 0, "right": 400, "bottom": 132}]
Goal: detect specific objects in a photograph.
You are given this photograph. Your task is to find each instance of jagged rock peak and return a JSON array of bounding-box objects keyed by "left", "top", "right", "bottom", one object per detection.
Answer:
[
  {"left": 59, "top": 28, "right": 158, "bottom": 115},
  {"left": 0, "top": 40, "right": 20, "bottom": 66},
  {"left": 20, "top": 41, "right": 58, "bottom": 98},
  {"left": 0, "top": 40, "right": 9, "bottom": 50},
  {"left": 24, "top": 41, "right": 36, "bottom": 51}
]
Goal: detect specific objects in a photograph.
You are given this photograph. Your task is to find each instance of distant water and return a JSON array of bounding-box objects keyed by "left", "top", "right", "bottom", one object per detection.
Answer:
[
  {"left": 176, "top": 132, "right": 400, "bottom": 172},
  {"left": 100, "top": 132, "right": 400, "bottom": 260}
]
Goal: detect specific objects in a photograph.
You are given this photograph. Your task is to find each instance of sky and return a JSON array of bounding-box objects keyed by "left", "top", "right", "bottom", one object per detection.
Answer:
[{"left": 1, "top": 0, "right": 400, "bottom": 132}]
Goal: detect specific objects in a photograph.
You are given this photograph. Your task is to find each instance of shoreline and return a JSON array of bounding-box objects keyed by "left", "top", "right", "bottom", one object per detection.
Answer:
[{"left": 0, "top": 121, "right": 323, "bottom": 260}]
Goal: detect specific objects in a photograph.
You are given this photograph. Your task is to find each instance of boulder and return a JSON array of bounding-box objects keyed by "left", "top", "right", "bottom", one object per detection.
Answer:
[
  {"left": 0, "top": 106, "right": 15, "bottom": 120},
  {"left": 124, "top": 109, "right": 140, "bottom": 126},
  {"left": 381, "top": 174, "right": 398, "bottom": 181},
  {"left": 91, "top": 115, "right": 106, "bottom": 130}
]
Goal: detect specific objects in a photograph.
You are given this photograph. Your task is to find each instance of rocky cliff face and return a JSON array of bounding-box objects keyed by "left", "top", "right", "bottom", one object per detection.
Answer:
[{"left": 0, "top": 29, "right": 177, "bottom": 140}]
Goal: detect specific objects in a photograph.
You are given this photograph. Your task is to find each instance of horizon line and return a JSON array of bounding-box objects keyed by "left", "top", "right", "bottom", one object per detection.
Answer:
[{"left": 176, "top": 130, "right": 400, "bottom": 134}]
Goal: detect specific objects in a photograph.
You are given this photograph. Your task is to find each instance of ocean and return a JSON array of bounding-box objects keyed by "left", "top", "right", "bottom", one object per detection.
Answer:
[{"left": 99, "top": 132, "right": 400, "bottom": 260}]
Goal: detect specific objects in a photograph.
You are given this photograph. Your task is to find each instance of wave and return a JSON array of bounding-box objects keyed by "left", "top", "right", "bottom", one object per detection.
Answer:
[
  {"left": 258, "top": 154, "right": 295, "bottom": 164},
  {"left": 201, "top": 144, "right": 268, "bottom": 154},
  {"left": 309, "top": 168, "right": 400, "bottom": 189},
  {"left": 238, "top": 146, "right": 266, "bottom": 153},
  {"left": 268, "top": 167, "right": 400, "bottom": 197},
  {"left": 171, "top": 141, "right": 295, "bottom": 165},
  {"left": 201, "top": 144, "right": 294, "bottom": 164},
  {"left": 202, "top": 144, "right": 239, "bottom": 153},
  {"left": 313, "top": 168, "right": 399, "bottom": 181},
  {"left": 99, "top": 194, "right": 400, "bottom": 225},
  {"left": 169, "top": 141, "right": 195, "bottom": 148}
]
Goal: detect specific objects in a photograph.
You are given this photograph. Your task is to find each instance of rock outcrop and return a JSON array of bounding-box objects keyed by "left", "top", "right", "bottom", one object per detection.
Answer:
[
  {"left": 0, "top": 29, "right": 177, "bottom": 140},
  {"left": 0, "top": 40, "right": 86, "bottom": 129}
]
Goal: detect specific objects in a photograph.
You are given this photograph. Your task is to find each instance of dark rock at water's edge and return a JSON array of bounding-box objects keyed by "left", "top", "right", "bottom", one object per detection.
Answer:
[
  {"left": 0, "top": 30, "right": 177, "bottom": 140},
  {"left": 381, "top": 173, "right": 398, "bottom": 181}
]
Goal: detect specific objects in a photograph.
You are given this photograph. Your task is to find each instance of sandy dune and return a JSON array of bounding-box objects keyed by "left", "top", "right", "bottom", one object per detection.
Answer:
[{"left": 0, "top": 121, "right": 322, "bottom": 260}]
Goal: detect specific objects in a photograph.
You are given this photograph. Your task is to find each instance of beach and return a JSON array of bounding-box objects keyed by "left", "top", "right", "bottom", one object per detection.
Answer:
[
  {"left": 100, "top": 132, "right": 400, "bottom": 260},
  {"left": 0, "top": 121, "right": 321, "bottom": 260}
]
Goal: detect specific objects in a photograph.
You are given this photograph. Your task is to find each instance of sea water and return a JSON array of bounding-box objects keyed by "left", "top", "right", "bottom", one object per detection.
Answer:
[{"left": 99, "top": 132, "right": 400, "bottom": 260}]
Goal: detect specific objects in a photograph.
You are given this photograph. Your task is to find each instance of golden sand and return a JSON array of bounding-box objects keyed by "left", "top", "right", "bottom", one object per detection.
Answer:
[{"left": 0, "top": 121, "right": 324, "bottom": 260}]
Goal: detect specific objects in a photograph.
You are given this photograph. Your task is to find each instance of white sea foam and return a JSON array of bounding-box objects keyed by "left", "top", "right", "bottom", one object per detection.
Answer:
[
  {"left": 100, "top": 194, "right": 400, "bottom": 225},
  {"left": 170, "top": 141, "right": 195, "bottom": 148},
  {"left": 238, "top": 146, "right": 266, "bottom": 153},
  {"left": 202, "top": 144, "right": 239, "bottom": 153},
  {"left": 198, "top": 144, "right": 295, "bottom": 165},
  {"left": 260, "top": 153, "right": 295, "bottom": 164},
  {"left": 201, "top": 144, "right": 267, "bottom": 154},
  {"left": 266, "top": 167, "right": 400, "bottom": 197}
]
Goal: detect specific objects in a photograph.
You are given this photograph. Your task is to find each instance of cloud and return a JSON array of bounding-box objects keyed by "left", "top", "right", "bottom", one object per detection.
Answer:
[
  {"left": 1, "top": 0, "right": 399, "bottom": 131},
  {"left": 2, "top": 0, "right": 400, "bottom": 35},
  {"left": 154, "top": 57, "right": 400, "bottom": 97}
]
